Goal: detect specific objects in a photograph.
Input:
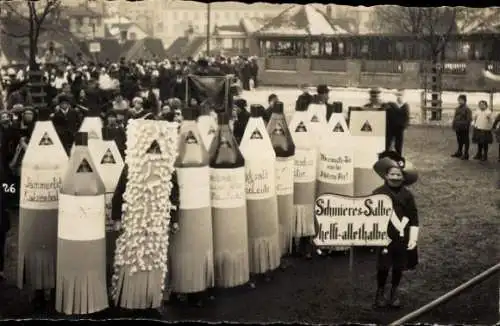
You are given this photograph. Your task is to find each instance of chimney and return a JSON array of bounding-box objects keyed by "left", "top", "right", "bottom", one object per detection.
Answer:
[{"left": 326, "top": 5, "right": 333, "bottom": 18}]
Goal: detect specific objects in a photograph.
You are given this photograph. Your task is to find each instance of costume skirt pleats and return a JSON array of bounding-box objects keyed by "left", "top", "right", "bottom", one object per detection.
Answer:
[
  {"left": 212, "top": 206, "right": 249, "bottom": 288},
  {"left": 169, "top": 207, "right": 214, "bottom": 293},
  {"left": 293, "top": 182, "right": 316, "bottom": 238},
  {"left": 277, "top": 194, "right": 294, "bottom": 255},
  {"left": 17, "top": 208, "right": 57, "bottom": 290},
  {"left": 55, "top": 238, "right": 108, "bottom": 315},
  {"left": 246, "top": 197, "right": 280, "bottom": 274},
  {"left": 114, "top": 268, "right": 164, "bottom": 309}
]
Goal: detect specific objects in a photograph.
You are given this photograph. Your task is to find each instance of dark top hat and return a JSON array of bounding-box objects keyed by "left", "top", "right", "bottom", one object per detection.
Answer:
[
  {"left": 58, "top": 94, "right": 73, "bottom": 105},
  {"left": 369, "top": 87, "right": 381, "bottom": 96},
  {"left": 234, "top": 98, "right": 248, "bottom": 110},
  {"left": 373, "top": 150, "right": 418, "bottom": 186},
  {"left": 316, "top": 84, "right": 330, "bottom": 94}
]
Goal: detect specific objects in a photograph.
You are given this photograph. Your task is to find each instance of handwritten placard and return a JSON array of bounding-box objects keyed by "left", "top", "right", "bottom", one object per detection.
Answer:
[
  {"left": 177, "top": 166, "right": 211, "bottom": 209},
  {"left": 318, "top": 153, "right": 354, "bottom": 184},
  {"left": 20, "top": 170, "right": 63, "bottom": 210},
  {"left": 210, "top": 167, "right": 246, "bottom": 208},
  {"left": 58, "top": 194, "right": 105, "bottom": 241},
  {"left": 275, "top": 157, "right": 294, "bottom": 195},
  {"left": 313, "top": 193, "right": 393, "bottom": 247},
  {"left": 294, "top": 149, "right": 316, "bottom": 183},
  {"left": 245, "top": 161, "right": 275, "bottom": 200}
]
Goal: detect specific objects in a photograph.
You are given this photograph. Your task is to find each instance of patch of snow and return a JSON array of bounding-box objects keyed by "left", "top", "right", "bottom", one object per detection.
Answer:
[{"left": 241, "top": 87, "right": 500, "bottom": 117}]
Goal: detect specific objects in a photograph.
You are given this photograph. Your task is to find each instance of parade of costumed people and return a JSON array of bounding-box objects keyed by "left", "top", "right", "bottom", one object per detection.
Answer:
[
  {"left": 0, "top": 46, "right": 426, "bottom": 312},
  {"left": 0, "top": 40, "right": 497, "bottom": 322}
]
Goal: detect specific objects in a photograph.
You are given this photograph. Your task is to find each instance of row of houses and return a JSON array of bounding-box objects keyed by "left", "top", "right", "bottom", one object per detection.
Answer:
[
  {"left": 163, "top": 4, "right": 353, "bottom": 59},
  {"left": 0, "top": 2, "right": 360, "bottom": 66}
]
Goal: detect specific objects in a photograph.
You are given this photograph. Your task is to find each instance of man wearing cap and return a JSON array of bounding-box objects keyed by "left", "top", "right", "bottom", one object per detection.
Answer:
[
  {"left": 311, "top": 84, "right": 340, "bottom": 118},
  {"left": 51, "top": 95, "right": 83, "bottom": 153},
  {"left": 263, "top": 94, "right": 279, "bottom": 124},
  {"left": 385, "top": 89, "right": 410, "bottom": 155},
  {"left": 295, "top": 84, "right": 313, "bottom": 112},
  {"left": 364, "top": 87, "right": 386, "bottom": 111},
  {"left": 372, "top": 150, "right": 419, "bottom": 309},
  {"left": 312, "top": 84, "right": 330, "bottom": 104}
]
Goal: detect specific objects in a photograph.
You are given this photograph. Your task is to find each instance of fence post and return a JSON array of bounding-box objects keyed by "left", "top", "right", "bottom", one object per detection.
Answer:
[
  {"left": 389, "top": 263, "right": 500, "bottom": 326},
  {"left": 489, "top": 88, "right": 495, "bottom": 111},
  {"left": 420, "top": 91, "right": 426, "bottom": 124}
]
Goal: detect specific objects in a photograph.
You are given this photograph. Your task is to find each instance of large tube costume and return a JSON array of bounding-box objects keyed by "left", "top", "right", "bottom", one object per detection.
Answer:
[
  {"left": 112, "top": 119, "right": 178, "bottom": 309},
  {"left": 317, "top": 113, "right": 354, "bottom": 197},
  {"left": 288, "top": 102, "right": 317, "bottom": 242},
  {"left": 18, "top": 110, "right": 68, "bottom": 291},
  {"left": 209, "top": 112, "right": 249, "bottom": 288},
  {"left": 266, "top": 101, "right": 296, "bottom": 256},
  {"left": 350, "top": 110, "right": 386, "bottom": 196},
  {"left": 307, "top": 103, "right": 327, "bottom": 145},
  {"left": 198, "top": 108, "right": 218, "bottom": 151},
  {"left": 96, "top": 128, "right": 124, "bottom": 230},
  {"left": 56, "top": 132, "right": 108, "bottom": 315},
  {"left": 170, "top": 106, "right": 214, "bottom": 293},
  {"left": 239, "top": 105, "right": 280, "bottom": 275},
  {"left": 72, "top": 114, "right": 104, "bottom": 156}
]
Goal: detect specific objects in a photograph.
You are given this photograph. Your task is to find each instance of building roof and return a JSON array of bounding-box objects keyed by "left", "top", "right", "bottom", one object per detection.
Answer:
[
  {"left": 166, "top": 1, "right": 289, "bottom": 11},
  {"left": 241, "top": 17, "right": 268, "bottom": 34},
  {"left": 105, "top": 22, "right": 146, "bottom": 38},
  {"left": 213, "top": 24, "right": 246, "bottom": 37},
  {"left": 63, "top": 5, "right": 102, "bottom": 17},
  {"left": 124, "top": 38, "right": 166, "bottom": 61},
  {"left": 165, "top": 36, "right": 206, "bottom": 58},
  {"left": 257, "top": 4, "right": 350, "bottom": 37},
  {"left": 0, "top": 37, "right": 28, "bottom": 64},
  {"left": 217, "top": 25, "right": 245, "bottom": 33},
  {"left": 79, "top": 38, "right": 125, "bottom": 62}
]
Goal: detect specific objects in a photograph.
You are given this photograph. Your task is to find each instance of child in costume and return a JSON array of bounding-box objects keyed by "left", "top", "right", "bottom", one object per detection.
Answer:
[
  {"left": 492, "top": 112, "right": 500, "bottom": 162},
  {"left": 472, "top": 100, "right": 493, "bottom": 162},
  {"left": 372, "top": 150, "right": 419, "bottom": 309},
  {"left": 451, "top": 94, "right": 473, "bottom": 160}
]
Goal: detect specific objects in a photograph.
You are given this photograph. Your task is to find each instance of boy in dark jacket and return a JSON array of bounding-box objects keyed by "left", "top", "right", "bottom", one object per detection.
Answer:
[
  {"left": 492, "top": 113, "right": 500, "bottom": 162},
  {"left": 451, "top": 94, "right": 473, "bottom": 160},
  {"left": 386, "top": 89, "right": 410, "bottom": 155}
]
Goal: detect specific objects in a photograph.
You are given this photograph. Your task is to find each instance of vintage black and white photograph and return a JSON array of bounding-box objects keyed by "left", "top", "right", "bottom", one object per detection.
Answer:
[{"left": 0, "top": 0, "right": 498, "bottom": 325}]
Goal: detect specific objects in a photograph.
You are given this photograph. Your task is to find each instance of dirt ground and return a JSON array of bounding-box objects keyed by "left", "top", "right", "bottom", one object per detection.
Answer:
[{"left": 0, "top": 126, "right": 498, "bottom": 324}]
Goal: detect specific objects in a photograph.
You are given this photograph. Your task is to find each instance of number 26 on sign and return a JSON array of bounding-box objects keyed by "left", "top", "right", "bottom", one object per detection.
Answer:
[{"left": 2, "top": 183, "right": 16, "bottom": 194}]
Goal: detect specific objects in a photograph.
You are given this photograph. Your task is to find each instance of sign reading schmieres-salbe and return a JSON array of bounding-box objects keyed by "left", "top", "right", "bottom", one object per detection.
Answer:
[{"left": 313, "top": 194, "right": 393, "bottom": 247}]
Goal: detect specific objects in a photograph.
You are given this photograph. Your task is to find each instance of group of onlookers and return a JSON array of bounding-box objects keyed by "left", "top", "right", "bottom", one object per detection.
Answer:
[{"left": 451, "top": 94, "right": 500, "bottom": 162}]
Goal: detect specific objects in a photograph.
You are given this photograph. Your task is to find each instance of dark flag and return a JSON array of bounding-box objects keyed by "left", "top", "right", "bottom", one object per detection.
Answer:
[{"left": 185, "top": 75, "right": 229, "bottom": 113}]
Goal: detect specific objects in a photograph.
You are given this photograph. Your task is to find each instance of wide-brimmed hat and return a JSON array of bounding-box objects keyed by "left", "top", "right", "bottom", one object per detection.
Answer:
[{"left": 373, "top": 150, "right": 418, "bottom": 186}]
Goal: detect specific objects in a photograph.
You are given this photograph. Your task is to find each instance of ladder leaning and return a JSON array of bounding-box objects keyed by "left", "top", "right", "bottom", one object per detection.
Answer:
[{"left": 420, "top": 61, "right": 443, "bottom": 123}]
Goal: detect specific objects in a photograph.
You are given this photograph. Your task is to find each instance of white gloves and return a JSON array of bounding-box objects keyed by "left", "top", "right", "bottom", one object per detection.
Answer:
[{"left": 407, "top": 226, "right": 419, "bottom": 250}]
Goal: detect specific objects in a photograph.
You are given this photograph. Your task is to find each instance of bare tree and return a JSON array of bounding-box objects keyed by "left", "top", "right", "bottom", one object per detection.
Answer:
[
  {"left": 0, "top": 0, "right": 62, "bottom": 68},
  {"left": 454, "top": 7, "right": 500, "bottom": 34},
  {"left": 369, "top": 6, "right": 459, "bottom": 62}
]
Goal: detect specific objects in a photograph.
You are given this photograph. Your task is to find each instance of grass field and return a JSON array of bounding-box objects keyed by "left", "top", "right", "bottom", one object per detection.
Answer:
[{"left": 0, "top": 126, "right": 498, "bottom": 324}]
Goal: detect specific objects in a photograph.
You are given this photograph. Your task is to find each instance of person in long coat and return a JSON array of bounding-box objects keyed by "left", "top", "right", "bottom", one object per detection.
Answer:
[
  {"left": 372, "top": 150, "right": 419, "bottom": 309},
  {"left": 232, "top": 98, "right": 250, "bottom": 144},
  {"left": 51, "top": 94, "right": 83, "bottom": 154},
  {"left": 385, "top": 90, "right": 410, "bottom": 155},
  {"left": 0, "top": 120, "right": 11, "bottom": 281}
]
